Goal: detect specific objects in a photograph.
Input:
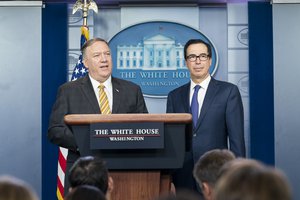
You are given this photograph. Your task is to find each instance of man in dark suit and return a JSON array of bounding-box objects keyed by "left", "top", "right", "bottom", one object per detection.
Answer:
[
  {"left": 166, "top": 39, "right": 245, "bottom": 192},
  {"left": 48, "top": 38, "right": 148, "bottom": 194}
]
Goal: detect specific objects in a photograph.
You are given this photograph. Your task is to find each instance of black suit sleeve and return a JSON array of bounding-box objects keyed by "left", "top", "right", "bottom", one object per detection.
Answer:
[
  {"left": 226, "top": 85, "right": 246, "bottom": 157},
  {"left": 47, "top": 85, "right": 77, "bottom": 151}
]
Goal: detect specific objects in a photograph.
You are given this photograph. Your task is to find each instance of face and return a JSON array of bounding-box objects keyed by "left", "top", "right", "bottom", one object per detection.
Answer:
[
  {"left": 185, "top": 43, "right": 212, "bottom": 84},
  {"left": 83, "top": 41, "right": 112, "bottom": 83}
]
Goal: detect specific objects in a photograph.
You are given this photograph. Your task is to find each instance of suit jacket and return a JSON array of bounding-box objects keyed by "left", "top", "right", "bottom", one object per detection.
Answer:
[
  {"left": 47, "top": 75, "right": 148, "bottom": 192},
  {"left": 167, "top": 77, "right": 245, "bottom": 161},
  {"left": 166, "top": 77, "right": 245, "bottom": 190}
]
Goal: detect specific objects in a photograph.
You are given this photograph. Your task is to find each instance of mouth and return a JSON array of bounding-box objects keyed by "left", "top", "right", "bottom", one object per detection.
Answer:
[
  {"left": 100, "top": 65, "right": 109, "bottom": 69},
  {"left": 194, "top": 67, "right": 203, "bottom": 71}
]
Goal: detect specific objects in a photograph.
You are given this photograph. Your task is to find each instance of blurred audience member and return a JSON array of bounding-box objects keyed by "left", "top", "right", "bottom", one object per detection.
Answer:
[
  {"left": 193, "top": 149, "right": 235, "bottom": 200},
  {"left": 155, "top": 189, "right": 201, "bottom": 200},
  {"left": 65, "top": 185, "right": 106, "bottom": 200},
  {"left": 0, "top": 175, "right": 38, "bottom": 200},
  {"left": 68, "top": 156, "right": 113, "bottom": 200},
  {"left": 214, "top": 159, "right": 292, "bottom": 200},
  {"left": 217, "top": 158, "right": 264, "bottom": 179}
]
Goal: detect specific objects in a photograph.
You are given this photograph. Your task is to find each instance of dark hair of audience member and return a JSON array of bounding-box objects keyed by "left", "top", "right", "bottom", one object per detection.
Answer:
[
  {"left": 193, "top": 149, "right": 235, "bottom": 188},
  {"left": 0, "top": 175, "right": 38, "bottom": 200},
  {"left": 217, "top": 158, "right": 265, "bottom": 180},
  {"left": 68, "top": 156, "right": 109, "bottom": 194},
  {"left": 65, "top": 185, "right": 106, "bottom": 200},
  {"left": 155, "top": 189, "right": 201, "bottom": 200},
  {"left": 214, "top": 159, "right": 292, "bottom": 200}
]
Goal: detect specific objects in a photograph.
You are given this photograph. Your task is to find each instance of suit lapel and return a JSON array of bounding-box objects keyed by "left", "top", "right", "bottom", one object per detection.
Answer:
[
  {"left": 182, "top": 83, "right": 191, "bottom": 113},
  {"left": 80, "top": 76, "right": 100, "bottom": 113},
  {"left": 111, "top": 77, "right": 121, "bottom": 113},
  {"left": 195, "top": 78, "right": 219, "bottom": 128}
]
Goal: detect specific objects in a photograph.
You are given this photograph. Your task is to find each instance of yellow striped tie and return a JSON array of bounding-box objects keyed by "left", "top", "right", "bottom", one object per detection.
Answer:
[{"left": 98, "top": 84, "right": 111, "bottom": 114}]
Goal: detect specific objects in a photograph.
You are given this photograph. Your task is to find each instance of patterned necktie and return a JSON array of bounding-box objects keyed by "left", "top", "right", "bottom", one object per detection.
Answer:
[
  {"left": 191, "top": 85, "right": 200, "bottom": 127},
  {"left": 98, "top": 84, "right": 111, "bottom": 114}
]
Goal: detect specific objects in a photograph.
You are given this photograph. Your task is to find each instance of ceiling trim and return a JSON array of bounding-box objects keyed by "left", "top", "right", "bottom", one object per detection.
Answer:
[{"left": 0, "top": 1, "right": 42, "bottom": 6}]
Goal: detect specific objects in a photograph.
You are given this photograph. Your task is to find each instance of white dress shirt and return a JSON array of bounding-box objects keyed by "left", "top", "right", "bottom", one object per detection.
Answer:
[
  {"left": 89, "top": 75, "right": 113, "bottom": 111},
  {"left": 189, "top": 75, "right": 211, "bottom": 117}
]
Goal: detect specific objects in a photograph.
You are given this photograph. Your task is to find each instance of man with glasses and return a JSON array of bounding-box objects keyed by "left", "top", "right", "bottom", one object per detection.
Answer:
[{"left": 166, "top": 39, "right": 245, "bottom": 193}]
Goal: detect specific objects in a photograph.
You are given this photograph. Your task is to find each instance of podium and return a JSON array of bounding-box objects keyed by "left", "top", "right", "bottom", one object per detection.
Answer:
[{"left": 65, "top": 113, "right": 192, "bottom": 200}]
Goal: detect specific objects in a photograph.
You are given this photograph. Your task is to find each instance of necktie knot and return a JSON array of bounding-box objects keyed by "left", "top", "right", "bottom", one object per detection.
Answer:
[
  {"left": 98, "top": 84, "right": 105, "bottom": 90},
  {"left": 194, "top": 85, "right": 200, "bottom": 92}
]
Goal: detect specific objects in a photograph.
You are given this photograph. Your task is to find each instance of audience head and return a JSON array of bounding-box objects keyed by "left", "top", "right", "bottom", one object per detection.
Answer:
[
  {"left": 217, "top": 158, "right": 264, "bottom": 180},
  {"left": 68, "top": 156, "right": 109, "bottom": 194},
  {"left": 193, "top": 149, "right": 235, "bottom": 200},
  {"left": 214, "top": 159, "right": 292, "bottom": 200},
  {"left": 0, "top": 175, "right": 38, "bottom": 200},
  {"left": 65, "top": 185, "right": 106, "bottom": 200},
  {"left": 156, "top": 189, "right": 201, "bottom": 200}
]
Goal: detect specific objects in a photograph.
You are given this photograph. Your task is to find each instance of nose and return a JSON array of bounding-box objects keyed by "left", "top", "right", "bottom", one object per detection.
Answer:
[
  {"left": 195, "top": 56, "right": 201, "bottom": 63},
  {"left": 100, "top": 53, "right": 107, "bottom": 62}
]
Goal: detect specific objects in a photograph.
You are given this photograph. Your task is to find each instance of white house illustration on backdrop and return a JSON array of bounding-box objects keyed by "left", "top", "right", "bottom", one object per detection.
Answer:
[{"left": 116, "top": 34, "right": 185, "bottom": 70}]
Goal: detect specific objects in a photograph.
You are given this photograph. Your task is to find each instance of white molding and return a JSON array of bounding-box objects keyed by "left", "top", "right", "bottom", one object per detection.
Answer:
[
  {"left": 272, "top": 0, "right": 300, "bottom": 3},
  {"left": 0, "top": 1, "right": 42, "bottom": 7}
]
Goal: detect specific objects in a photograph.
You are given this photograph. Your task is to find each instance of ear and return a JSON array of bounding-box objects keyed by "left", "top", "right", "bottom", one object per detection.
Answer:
[
  {"left": 185, "top": 59, "right": 189, "bottom": 67},
  {"left": 108, "top": 176, "right": 114, "bottom": 193},
  {"left": 82, "top": 56, "right": 89, "bottom": 68},
  {"left": 170, "top": 182, "right": 176, "bottom": 194},
  {"left": 105, "top": 176, "right": 114, "bottom": 200},
  {"left": 202, "top": 182, "right": 213, "bottom": 200}
]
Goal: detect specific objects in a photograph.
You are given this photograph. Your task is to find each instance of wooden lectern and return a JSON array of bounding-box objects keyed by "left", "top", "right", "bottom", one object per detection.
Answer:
[{"left": 65, "top": 113, "right": 192, "bottom": 200}]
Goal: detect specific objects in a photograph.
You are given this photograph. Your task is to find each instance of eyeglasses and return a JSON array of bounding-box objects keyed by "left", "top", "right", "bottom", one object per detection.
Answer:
[{"left": 186, "top": 54, "right": 210, "bottom": 62}]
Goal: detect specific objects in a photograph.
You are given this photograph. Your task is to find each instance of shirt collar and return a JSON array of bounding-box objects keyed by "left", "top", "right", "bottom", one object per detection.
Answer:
[
  {"left": 89, "top": 75, "right": 112, "bottom": 91},
  {"left": 190, "top": 75, "right": 211, "bottom": 90}
]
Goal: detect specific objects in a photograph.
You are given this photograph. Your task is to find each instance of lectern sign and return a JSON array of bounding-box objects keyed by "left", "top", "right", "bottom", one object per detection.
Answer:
[{"left": 90, "top": 122, "right": 164, "bottom": 149}]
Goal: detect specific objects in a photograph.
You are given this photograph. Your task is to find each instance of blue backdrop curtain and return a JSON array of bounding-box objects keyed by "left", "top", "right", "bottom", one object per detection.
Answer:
[
  {"left": 248, "top": 2, "right": 274, "bottom": 165},
  {"left": 42, "top": 3, "right": 68, "bottom": 200}
]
